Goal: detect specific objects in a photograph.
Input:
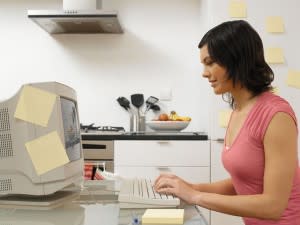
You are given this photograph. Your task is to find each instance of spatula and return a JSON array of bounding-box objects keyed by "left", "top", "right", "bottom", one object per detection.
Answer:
[
  {"left": 144, "top": 96, "right": 159, "bottom": 113},
  {"left": 150, "top": 104, "right": 160, "bottom": 112},
  {"left": 117, "top": 97, "right": 131, "bottom": 111},
  {"left": 130, "top": 94, "right": 144, "bottom": 115}
]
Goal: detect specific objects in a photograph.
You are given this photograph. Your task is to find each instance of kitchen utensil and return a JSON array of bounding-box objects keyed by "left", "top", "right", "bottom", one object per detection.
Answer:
[
  {"left": 144, "top": 96, "right": 159, "bottom": 113},
  {"left": 117, "top": 96, "right": 135, "bottom": 131},
  {"left": 117, "top": 97, "right": 131, "bottom": 111},
  {"left": 130, "top": 94, "right": 144, "bottom": 114},
  {"left": 150, "top": 104, "right": 160, "bottom": 111},
  {"left": 130, "top": 94, "right": 145, "bottom": 132}
]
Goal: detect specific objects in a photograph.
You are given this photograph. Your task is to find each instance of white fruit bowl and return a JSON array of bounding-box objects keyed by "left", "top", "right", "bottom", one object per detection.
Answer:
[{"left": 146, "top": 121, "right": 190, "bottom": 132}]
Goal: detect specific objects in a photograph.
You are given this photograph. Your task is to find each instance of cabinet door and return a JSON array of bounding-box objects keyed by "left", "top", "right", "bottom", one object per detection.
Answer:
[
  {"left": 210, "top": 141, "right": 243, "bottom": 225},
  {"left": 115, "top": 140, "right": 210, "bottom": 167}
]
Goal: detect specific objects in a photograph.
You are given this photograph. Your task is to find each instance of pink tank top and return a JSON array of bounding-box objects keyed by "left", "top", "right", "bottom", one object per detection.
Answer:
[{"left": 222, "top": 91, "right": 300, "bottom": 225}]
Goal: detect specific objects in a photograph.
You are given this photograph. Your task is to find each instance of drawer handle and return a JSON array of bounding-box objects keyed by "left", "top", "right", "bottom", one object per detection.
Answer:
[
  {"left": 215, "top": 138, "right": 224, "bottom": 143},
  {"left": 82, "top": 144, "right": 107, "bottom": 149},
  {"left": 156, "top": 167, "right": 171, "bottom": 172},
  {"left": 156, "top": 141, "right": 170, "bottom": 144}
]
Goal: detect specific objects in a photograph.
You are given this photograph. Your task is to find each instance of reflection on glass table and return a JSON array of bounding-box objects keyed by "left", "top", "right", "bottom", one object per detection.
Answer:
[
  {"left": 0, "top": 180, "right": 208, "bottom": 225},
  {"left": 0, "top": 204, "right": 85, "bottom": 225}
]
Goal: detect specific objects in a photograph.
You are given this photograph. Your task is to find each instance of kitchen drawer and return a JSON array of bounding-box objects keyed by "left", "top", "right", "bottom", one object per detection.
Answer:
[
  {"left": 115, "top": 166, "right": 210, "bottom": 183},
  {"left": 115, "top": 140, "right": 210, "bottom": 166},
  {"left": 82, "top": 140, "right": 113, "bottom": 160},
  {"left": 84, "top": 160, "right": 114, "bottom": 173}
]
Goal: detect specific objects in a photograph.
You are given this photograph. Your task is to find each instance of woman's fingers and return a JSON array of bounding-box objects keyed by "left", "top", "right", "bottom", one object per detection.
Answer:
[
  {"left": 154, "top": 173, "right": 176, "bottom": 185},
  {"left": 154, "top": 177, "right": 175, "bottom": 192},
  {"left": 156, "top": 187, "right": 174, "bottom": 195}
]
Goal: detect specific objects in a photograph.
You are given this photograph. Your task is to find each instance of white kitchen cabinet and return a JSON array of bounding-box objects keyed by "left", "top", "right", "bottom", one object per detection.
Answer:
[
  {"left": 114, "top": 140, "right": 211, "bottom": 223},
  {"left": 115, "top": 140, "right": 210, "bottom": 169},
  {"left": 210, "top": 140, "right": 243, "bottom": 225}
]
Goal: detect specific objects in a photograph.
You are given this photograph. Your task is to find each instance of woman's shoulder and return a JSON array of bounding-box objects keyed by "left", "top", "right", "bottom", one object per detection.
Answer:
[
  {"left": 246, "top": 91, "right": 297, "bottom": 139},
  {"left": 258, "top": 91, "right": 293, "bottom": 111}
]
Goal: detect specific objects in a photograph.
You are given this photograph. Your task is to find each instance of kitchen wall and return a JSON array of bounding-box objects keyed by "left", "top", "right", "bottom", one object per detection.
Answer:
[
  {"left": 0, "top": 0, "right": 212, "bottom": 132},
  {"left": 207, "top": 0, "right": 300, "bottom": 158}
]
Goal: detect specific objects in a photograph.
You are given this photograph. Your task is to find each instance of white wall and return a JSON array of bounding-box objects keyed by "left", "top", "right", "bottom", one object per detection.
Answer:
[
  {"left": 207, "top": 0, "right": 300, "bottom": 155},
  {"left": 0, "top": 0, "right": 211, "bottom": 132}
]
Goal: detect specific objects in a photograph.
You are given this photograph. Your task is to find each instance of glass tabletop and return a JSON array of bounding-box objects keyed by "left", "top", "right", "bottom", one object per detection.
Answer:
[
  {"left": 0, "top": 203, "right": 207, "bottom": 225},
  {"left": 0, "top": 181, "right": 208, "bottom": 225}
]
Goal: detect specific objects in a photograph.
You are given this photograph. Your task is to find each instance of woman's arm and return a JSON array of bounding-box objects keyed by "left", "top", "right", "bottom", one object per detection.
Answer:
[
  {"left": 154, "top": 175, "right": 236, "bottom": 196},
  {"left": 191, "top": 178, "right": 236, "bottom": 195},
  {"left": 155, "top": 112, "right": 298, "bottom": 220}
]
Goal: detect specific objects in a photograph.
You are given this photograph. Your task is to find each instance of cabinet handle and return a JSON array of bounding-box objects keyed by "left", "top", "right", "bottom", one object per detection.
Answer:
[
  {"left": 156, "top": 167, "right": 171, "bottom": 172},
  {"left": 215, "top": 138, "right": 224, "bottom": 143},
  {"left": 156, "top": 141, "right": 170, "bottom": 144}
]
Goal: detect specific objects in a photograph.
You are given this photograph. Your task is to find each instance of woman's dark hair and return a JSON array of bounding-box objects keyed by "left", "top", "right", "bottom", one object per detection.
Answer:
[{"left": 198, "top": 20, "right": 274, "bottom": 107}]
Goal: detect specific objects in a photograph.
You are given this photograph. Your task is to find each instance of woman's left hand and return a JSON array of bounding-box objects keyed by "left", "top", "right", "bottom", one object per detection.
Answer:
[{"left": 154, "top": 174, "right": 200, "bottom": 204}]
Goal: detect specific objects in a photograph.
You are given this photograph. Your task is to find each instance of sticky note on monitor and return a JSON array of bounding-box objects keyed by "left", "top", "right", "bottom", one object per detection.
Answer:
[
  {"left": 219, "top": 110, "right": 232, "bottom": 128},
  {"left": 229, "top": 1, "right": 247, "bottom": 18},
  {"left": 142, "top": 209, "right": 184, "bottom": 225},
  {"left": 266, "top": 16, "right": 284, "bottom": 33},
  {"left": 25, "top": 131, "right": 70, "bottom": 175},
  {"left": 14, "top": 85, "right": 57, "bottom": 127},
  {"left": 265, "top": 48, "right": 284, "bottom": 64},
  {"left": 286, "top": 70, "right": 300, "bottom": 89}
]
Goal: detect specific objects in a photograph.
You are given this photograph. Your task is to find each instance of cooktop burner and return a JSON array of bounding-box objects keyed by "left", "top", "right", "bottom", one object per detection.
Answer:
[{"left": 80, "top": 123, "right": 125, "bottom": 133}]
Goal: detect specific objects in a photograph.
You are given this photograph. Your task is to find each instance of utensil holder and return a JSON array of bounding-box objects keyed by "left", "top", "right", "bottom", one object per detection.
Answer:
[
  {"left": 130, "top": 114, "right": 138, "bottom": 132},
  {"left": 138, "top": 115, "right": 146, "bottom": 132},
  {"left": 130, "top": 114, "right": 145, "bottom": 132}
]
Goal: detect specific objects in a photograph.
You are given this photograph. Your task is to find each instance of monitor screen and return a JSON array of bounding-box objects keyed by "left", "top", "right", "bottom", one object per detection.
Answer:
[{"left": 60, "top": 97, "right": 81, "bottom": 162}]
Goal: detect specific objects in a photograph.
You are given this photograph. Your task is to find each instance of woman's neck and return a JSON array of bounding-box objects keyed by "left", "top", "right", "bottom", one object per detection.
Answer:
[{"left": 231, "top": 89, "right": 256, "bottom": 111}]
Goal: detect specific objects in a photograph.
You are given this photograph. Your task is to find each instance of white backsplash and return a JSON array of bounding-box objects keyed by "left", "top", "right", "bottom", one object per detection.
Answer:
[{"left": 0, "top": 0, "right": 211, "bottom": 133}]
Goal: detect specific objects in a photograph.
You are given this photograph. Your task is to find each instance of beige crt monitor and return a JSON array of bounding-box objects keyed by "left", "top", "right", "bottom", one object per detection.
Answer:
[{"left": 0, "top": 82, "right": 84, "bottom": 196}]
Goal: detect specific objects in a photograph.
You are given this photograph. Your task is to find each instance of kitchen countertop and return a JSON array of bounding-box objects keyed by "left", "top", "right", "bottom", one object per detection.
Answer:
[{"left": 81, "top": 132, "right": 209, "bottom": 141}]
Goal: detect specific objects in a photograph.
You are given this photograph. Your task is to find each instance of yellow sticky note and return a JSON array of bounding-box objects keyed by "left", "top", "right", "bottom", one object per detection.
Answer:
[
  {"left": 265, "top": 48, "right": 284, "bottom": 64},
  {"left": 272, "top": 87, "right": 280, "bottom": 95},
  {"left": 286, "top": 70, "right": 300, "bottom": 89},
  {"left": 14, "top": 85, "right": 57, "bottom": 127},
  {"left": 266, "top": 16, "right": 284, "bottom": 33},
  {"left": 229, "top": 1, "right": 247, "bottom": 18},
  {"left": 219, "top": 110, "right": 232, "bottom": 128},
  {"left": 142, "top": 209, "right": 184, "bottom": 225},
  {"left": 25, "top": 131, "right": 69, "bottom": 176}
]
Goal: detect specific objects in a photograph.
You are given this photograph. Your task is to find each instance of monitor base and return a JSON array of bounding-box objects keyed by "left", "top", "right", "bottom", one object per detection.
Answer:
[{"left": 0, "top": 190, "right": 79, "bottom": 210}]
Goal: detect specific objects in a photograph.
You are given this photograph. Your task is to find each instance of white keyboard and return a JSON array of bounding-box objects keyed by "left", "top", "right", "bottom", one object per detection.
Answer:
[{"left": 118, "top": 178, "right": 180, "bottom": 208}]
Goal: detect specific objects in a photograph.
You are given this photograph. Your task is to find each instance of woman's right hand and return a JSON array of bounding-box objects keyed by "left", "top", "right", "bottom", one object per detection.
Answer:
[
  {"left": 153, "top": 173, "right": 201, "bottom": 204},
  {"left": 153, "top": 173, "right": 194, "bottom": 190}
]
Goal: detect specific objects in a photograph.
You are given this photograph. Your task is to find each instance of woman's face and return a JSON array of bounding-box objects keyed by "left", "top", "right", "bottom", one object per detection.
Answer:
[{"left": 200, "top": 45, "right": 233, "bottom": 95}]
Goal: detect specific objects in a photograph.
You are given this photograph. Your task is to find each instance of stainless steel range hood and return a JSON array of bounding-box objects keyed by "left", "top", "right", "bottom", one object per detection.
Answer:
[{"left": 27, "top": 0, "right": 123, "bottom": 34}]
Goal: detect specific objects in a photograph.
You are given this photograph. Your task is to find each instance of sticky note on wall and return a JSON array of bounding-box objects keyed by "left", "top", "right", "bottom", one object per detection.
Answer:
[
  {"left": 286, "top": 70, "right": 300, "bottom": 89},
  {"left": 265, "top": 48, "right": 284, "bottom": 64},
  {"left": 272, "top": 87, "right": 280, "bottom": 95},
  {"left": 229, "top": 1, "right": 247, "bottom": 18},
  {"left": 25, "top": 131, "right": 70, "bottom": 176},
  {"left": 266, "top": 16, "right": 284, "bottom": 33},
  {"left": 14, "top": 85, "right": 57, "bottom": 127},
  {"left": 142, "top": 209, "right": 184, "bottom": 225},
  {"left": 219, "top": 110, "right": 232, "bottom": 128}
]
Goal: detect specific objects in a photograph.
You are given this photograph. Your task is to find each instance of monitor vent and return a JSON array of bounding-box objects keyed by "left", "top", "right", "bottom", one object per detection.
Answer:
[
  {"left": 0, "top": 134, "right": 13, "bottom": 157},
  {"left": 0, "top": 108, "right": 10, "bottom": 131},
  {"left": 0, "top": 179, "right": 12, "bottom": 192}
]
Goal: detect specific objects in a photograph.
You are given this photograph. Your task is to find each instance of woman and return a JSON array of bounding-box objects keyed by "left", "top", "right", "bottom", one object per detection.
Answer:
[{"left": 154, "top": 20, "right": 300, "bottom": 224}]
